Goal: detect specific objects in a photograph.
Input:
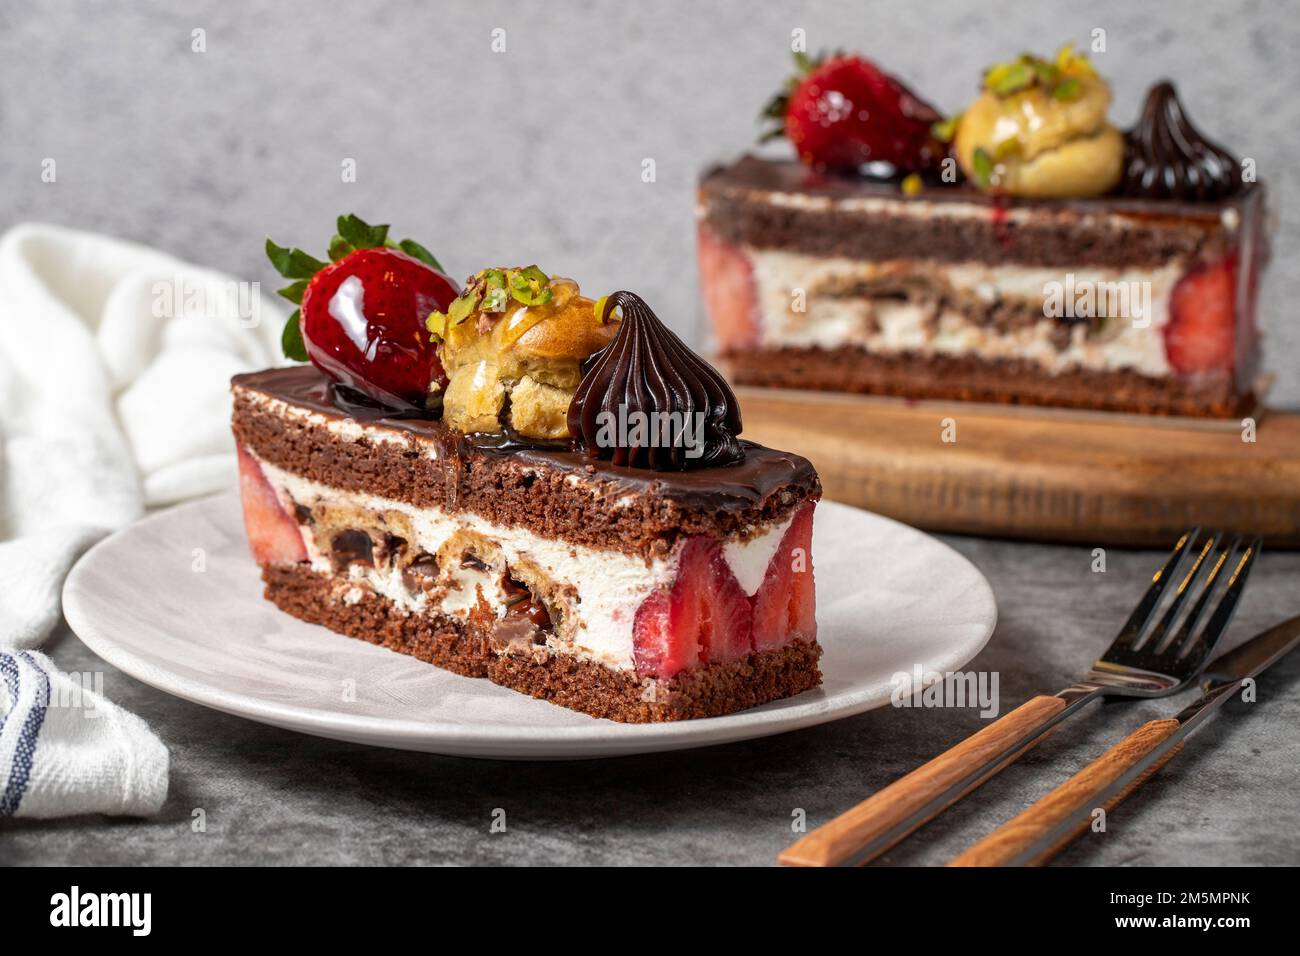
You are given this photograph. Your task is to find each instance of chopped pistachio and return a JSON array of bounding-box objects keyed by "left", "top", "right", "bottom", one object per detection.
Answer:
[
  {"left": 985, "top": 60, "right": 1034, "bottom": 96},
  {"left": 1054, "top": 43, "right": 1095, "bottom": 77},
  {"left": 1030, "top": 58, "right": 1059, "bottom": 86},
  {"left": 932, "top": 113, "right": 963, "bottom": 143},
  {"left": 993, "top": 136, "right": 1021, "bottom": 160},
  {"left": 508, "top": 265, "right": 553, "bottom": 306},
  {"left": 426, "top": 310, "right": 448, "bottom": 341},
  {"left": 447, "top": 289, "right": 481, "bottom": 327},
  {"left": 982, "top": 44, "right": 1097, "bottom": 100},
  {"left": 1052, "top": 76, "right": 1082, "bottom": 100},
  {"left": 480, "top": 269, "right": 508, "bottom": 312},
  {"left": 972, "top": 147, "right": 995, "bottom": 188}
]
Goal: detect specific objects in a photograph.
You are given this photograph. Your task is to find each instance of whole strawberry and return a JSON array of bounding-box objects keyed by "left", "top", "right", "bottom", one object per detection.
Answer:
[
  {"left": 762, "top": 53, "right": 946, "bottom": 175},
  {"left": 267, "top": 215, "right": 458, "bottom": 410}
]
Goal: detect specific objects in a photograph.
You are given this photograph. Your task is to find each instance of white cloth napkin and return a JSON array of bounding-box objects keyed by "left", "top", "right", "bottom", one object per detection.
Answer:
[{"left": 0, "top": 222, "right": 284, "bottom": 817}]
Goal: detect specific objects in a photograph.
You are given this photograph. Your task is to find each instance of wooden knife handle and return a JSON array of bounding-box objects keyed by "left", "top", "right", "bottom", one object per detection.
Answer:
[
  {"left": 779, "top": 694, "right": 1067, "bottom": 867},
  {"left": 948, "top": 718, "right": 1184, "bottom": 867}
]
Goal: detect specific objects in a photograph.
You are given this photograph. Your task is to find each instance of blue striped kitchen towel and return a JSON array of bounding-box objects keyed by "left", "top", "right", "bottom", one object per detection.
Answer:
[
  {"left": 0, "top": 650, "right": 167, "bottom": 819},
  {"left": 0, "top": 222, "right": 285, "bottom": 819}
]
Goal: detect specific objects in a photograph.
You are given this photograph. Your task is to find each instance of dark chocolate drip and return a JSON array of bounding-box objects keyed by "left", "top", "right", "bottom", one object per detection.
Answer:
[
  {"left": 1122, "top": 81, "right": 1241, "bottom": 201},
  {"left": 329, "top": 382, "right": 435, "bottom": 420},
  {"left": 567, "top": 291, "right": 743, "bottom": 471}
]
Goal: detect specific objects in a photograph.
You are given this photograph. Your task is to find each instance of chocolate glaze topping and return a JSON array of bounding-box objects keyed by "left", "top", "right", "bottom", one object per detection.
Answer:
[
  {"left": 1122, "top": 81, "right": 1242, "bottom": 202},
  {"left": 233, "top": 366, "right": 816, "bottom": 513},
  {"left": 703, "top": 153, "right": 1249, "bottom": 219},
  {"left": 567, "top": 291, "right": 744, "bottom": 471}
]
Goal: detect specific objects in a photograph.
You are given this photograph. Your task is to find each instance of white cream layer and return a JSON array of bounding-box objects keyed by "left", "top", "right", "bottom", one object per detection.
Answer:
[
  {"left": 747, "top": 250, "right": 1184, "bottom": 377},
  {"left": 256, "top": 457, "right": 791, "bottom": 670},
  {"left": 724, "top": 515, "right": 792, "bottom": 595}
]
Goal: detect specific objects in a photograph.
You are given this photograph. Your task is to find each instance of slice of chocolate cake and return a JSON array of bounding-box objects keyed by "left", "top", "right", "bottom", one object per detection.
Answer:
[
  {"left": 235, "top": 234, "right": 822, "bottom": 722},
  {"left": 701, "top": 49, "right": 1269, "bottom": 418}
]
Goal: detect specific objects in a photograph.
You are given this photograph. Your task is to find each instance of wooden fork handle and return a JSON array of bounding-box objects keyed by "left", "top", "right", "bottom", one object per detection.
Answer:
[
  {"left": 779, "top": 694, "right": 1067, "bottom": 867},
  {"left": 948, "top": 719, "right": 1185, "bottom": 867}
]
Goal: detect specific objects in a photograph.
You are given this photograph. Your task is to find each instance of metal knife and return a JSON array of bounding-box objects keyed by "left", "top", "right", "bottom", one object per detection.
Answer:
[{"left": 948, "top": 613, "right": 1300, "bottom": 867}]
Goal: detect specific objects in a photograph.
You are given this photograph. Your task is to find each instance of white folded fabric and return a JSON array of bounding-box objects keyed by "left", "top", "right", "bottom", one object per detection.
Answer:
[
  {"left": 0, "top": 222, "right": 284, "bottom": 817},
  {"left": 0, "top": 650, "right": 169, "bottom": 818}
]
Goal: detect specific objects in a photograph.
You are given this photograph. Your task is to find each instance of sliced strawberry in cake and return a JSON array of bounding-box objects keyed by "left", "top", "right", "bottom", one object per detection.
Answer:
[
  {"left": 633, "top": 537, "right": 754, "bottom": 680},
  {"left": 236, "top": 445, "right": 306, "bottom": 565},
  {"left": 1164, "top": 257, "right": 1237, "bottom": 377},
  {"left": 697, "top": 223, "right": 760, "bottom": 352},
  {"left": 751, "top": 503, "right": 817, "bottom": 652},
  {"left": 633, "top": 502, "right": 818, "bottom": 680}
]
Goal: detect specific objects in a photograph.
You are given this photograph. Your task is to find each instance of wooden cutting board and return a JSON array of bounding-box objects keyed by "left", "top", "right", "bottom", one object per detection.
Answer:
[{"left": 736, "top": 387, "right": 1300, "bottom": 547}]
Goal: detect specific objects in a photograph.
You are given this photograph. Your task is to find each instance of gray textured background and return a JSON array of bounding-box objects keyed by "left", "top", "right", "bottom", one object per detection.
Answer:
[
  {"left": 3, "top": 2, "right": 1299, "bottom": 868},
  {"left": 1, "top": 0, "right": 1296, "bottom": 404}
]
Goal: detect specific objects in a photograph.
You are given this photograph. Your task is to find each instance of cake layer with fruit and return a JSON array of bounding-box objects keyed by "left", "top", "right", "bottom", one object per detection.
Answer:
[
  {"left": 234, "top": 220, "right": 822, "bottom": 722},
  {"left": 699, "top": 47, "right": 1269, "bottom": 417}
]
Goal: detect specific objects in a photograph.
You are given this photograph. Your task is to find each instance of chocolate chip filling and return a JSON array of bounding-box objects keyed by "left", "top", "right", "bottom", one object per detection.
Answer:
[
  {"left": 330, "top": 530, "right": 374, "bottom": 570},
  {"left": 500, "top": 571, "right": 553, "bottom": 636},
  {"left": 402, "top": 552, "right": 439, "bottom": 593},
  {"left": 460, "top": 552, "right": 489, "bottom": 572},
  {"left": 378, "top": 532, "right": 406, "bottom": 567}
]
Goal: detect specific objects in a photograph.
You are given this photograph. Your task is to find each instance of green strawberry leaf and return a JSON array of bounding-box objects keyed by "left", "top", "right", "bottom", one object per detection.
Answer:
[
  {"left": 281, "top": 309, "right": 308, "bottom": 361},
  {"left": 265, "top": 239, "right": 294, "bottom": 277},
  {"left": 277, "top": 280, "right": 309, "bottom": 304},
  {"left": 266, "top": 239, "right": 326, "bottom": 279},
  {"left": 337, "top": 214, "right": 389, "bottom": 250},
  {"left": 757, "top": 50, "right": 833, "bottom": 142},
  {"left": 328, "top": 235, "right": 354, "bottom": 262},
  {"left": 398, "top": 239, "right": 444, "bottom": 272}
]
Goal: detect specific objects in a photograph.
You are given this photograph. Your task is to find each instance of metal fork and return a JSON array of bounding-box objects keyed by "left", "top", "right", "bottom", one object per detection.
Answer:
[{"left": 779, "top": 529, "right": 1261, "bottom": 867}]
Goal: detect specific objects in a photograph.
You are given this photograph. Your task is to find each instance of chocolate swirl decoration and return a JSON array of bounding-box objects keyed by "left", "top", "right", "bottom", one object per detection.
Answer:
[
  {"left": 1122, "top": 81, "right": 1242, "bottom": 201},
  {"left": 567, "top": 291, "right": 744, "bottom": 471}
]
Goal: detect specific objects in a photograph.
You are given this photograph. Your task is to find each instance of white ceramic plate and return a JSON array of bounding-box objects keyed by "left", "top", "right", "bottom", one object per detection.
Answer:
[{"left": 63, "top": 493, "right": 996, "bottom": 759}]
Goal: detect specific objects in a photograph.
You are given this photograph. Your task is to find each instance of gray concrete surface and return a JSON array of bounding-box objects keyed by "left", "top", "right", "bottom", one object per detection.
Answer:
[
  {"left": 2, "top": 1, "right": 1298, "bottom": 866},
  {"left": 1, "top": 0, "right": 1297, "bottom": 405},
  {"left": 3, "top": 537, "right": 1298, "bottom": 866}
]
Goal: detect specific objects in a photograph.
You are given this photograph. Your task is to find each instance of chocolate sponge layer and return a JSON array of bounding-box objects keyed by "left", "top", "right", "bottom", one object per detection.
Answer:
[
  {"left": 263, "top": 563, "right": 823, "bottom": 723},
  {"left": 700, "top": 155, "right": 1262, "bottom": 269},
  {"left": 232, "top": 366, "right": 821, "bottom": 558},
  {"left": 726, "top": 347, "right": 1252, "bottom": 419}
]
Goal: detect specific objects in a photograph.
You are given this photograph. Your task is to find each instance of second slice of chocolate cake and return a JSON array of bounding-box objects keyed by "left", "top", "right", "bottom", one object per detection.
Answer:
[{"left": 702, "top": 50, "right": 1270, "bottom": 418}]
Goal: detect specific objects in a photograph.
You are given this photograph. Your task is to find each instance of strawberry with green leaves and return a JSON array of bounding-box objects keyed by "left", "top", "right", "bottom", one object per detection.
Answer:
[
  {"left": 267, "top": 214, "right": 458, "bottom": 409},
  {"left": 762, "top": 52, "right": 947, "bottom": 176}
]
